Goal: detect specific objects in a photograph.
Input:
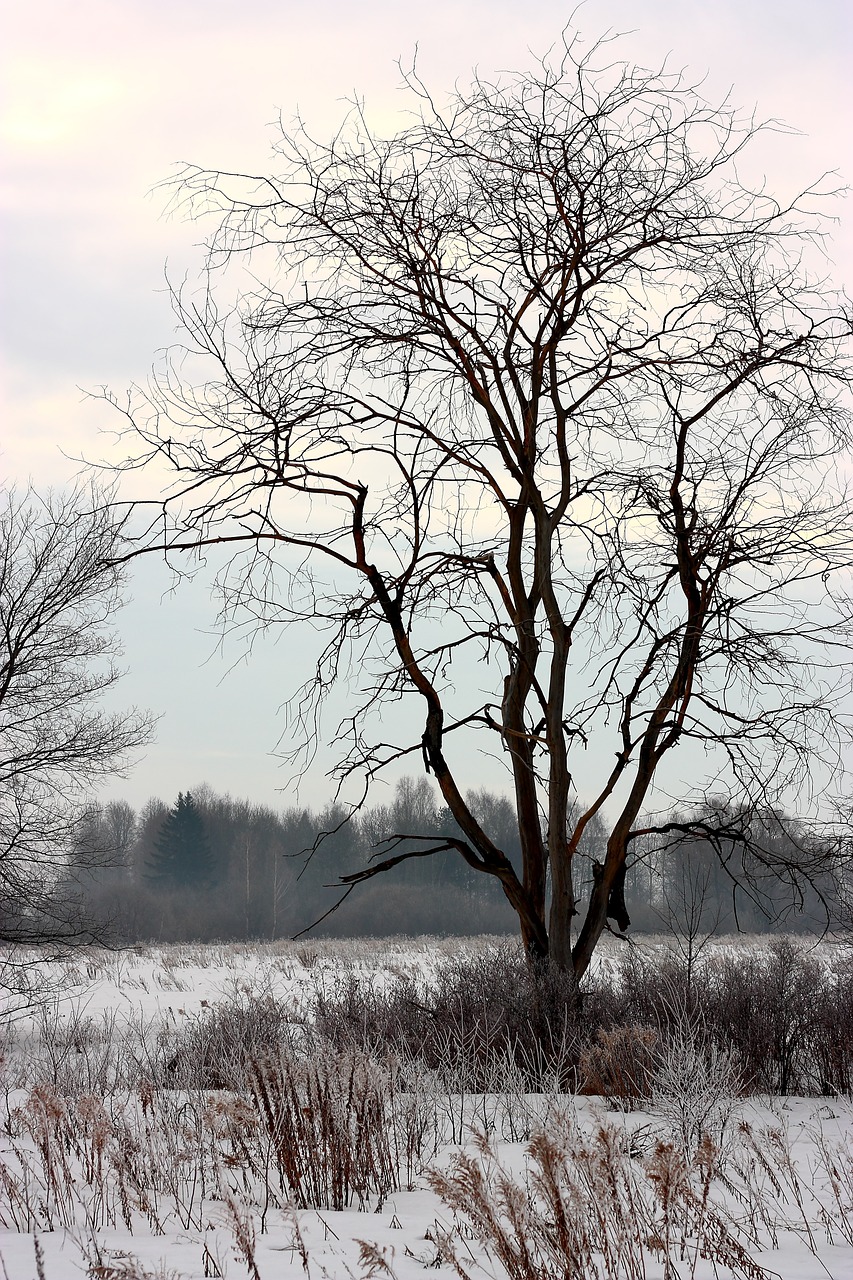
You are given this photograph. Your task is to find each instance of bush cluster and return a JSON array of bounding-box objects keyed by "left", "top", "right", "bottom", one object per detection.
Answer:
[
  {"left": 17, "top": 938, "right": 849, "bottom": 1103},
  {"left": 310, "top": 938, "right": 853, "bottom": 1098}
]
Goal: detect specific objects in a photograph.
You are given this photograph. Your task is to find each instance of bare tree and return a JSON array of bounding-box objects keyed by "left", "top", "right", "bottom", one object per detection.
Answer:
[
  {"left": 0, "top": 483, "right": 153, "bottom": 948},
  {"left": 113, "top": 36, "right": 853, "bottom": 982},
  {"left": 72, "top": 799, "right": 138, "bottom": 874}
]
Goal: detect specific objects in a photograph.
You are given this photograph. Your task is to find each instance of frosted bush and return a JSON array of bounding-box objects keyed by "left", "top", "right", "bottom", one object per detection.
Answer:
[{"left": 650, "top": 1014, "right": 743, "bottom": 1154}]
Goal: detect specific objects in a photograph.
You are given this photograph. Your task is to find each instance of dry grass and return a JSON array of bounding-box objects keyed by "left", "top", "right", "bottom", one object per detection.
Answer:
[
  {"left": 5, "top": 1092, "right": 851, "bottom": 1280},
  {"left": 1, "top": 937, "right": 852, "bottom": 1278},
  {"left": 425, "top": 1112, "right": 853, "bottom": 1280}
]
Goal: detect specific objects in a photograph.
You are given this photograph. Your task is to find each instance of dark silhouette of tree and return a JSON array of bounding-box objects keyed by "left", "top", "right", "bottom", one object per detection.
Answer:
[
  {"left": 113, "top": 34, "right": 853, "bottom": 982},
  {"left": 0, "top": 483, "right": 153, "bottom": 950},
  {"left": 145, "top": 792, "right": 214, "bottom": 889},
  {"left": 71, "top": 800, "right": 138, "bottom": 878}
]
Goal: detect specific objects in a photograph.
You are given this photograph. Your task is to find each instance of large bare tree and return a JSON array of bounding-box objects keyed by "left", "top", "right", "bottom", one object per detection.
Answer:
[
  {"left": 114, "top": 39, "right": 853, "bottom": 979},
  {"left": 0, "top": 484, "right": 153, "bottom": 949}
]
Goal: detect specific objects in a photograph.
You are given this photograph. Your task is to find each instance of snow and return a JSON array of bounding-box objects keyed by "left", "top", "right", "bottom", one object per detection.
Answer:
[{"left": 1, "top": 936, "right": 851, "bottom": 1280}]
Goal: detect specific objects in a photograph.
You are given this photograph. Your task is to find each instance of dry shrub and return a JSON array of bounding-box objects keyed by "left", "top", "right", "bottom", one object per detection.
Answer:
[
  {"left": 592, "top": 940, "right": 853, "bottom": 1099},
  {"left": 810, "top": 953, "right": 853, "bottom": 1094},
  {"left": 314, "top": 944, "right": 583, "bottom": 1091},
  {"left": 702, "top": 939, "right": 850, "bottom": 1094},
  {"left": 157, "top": 993, "right": 295, "bottom": 1090},
  {"left": 578, "top": 1025, "right": 659, "bottom": 1107},
  {"left": 312, "top": 938, "right": 853, "bottom": 1105}
]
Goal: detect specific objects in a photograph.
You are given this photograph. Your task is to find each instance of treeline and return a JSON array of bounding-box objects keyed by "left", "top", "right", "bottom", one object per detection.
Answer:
[{"left": 65, "top": 778, "right": 849, "bottom": 944}]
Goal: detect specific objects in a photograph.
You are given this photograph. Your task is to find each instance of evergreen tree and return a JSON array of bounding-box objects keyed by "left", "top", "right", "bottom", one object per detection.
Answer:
[{"left": 145, "top": 792, "right": 214, "bottom": 889}]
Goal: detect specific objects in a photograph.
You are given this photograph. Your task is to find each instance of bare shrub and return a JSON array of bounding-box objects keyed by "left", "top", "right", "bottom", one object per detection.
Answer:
[
  {"left": 595, "top": 939, "right": 853, "bottom": 1099},
  {"left": 800, "top": 948, "right": 853, "bottom": 1095},
  {"left": 703, "top": 939, "right": 836, "bottom": 1094},
  {"left": 314, "top": 944, "right": 583, "bottom": 1092},
  {"left": 599, "top": 968, "right": 746, "bottom": 1151},
  {"left": 24, "top": 1003, "right": 126, "bottom": 1095},
  {"left": 312, "top": 937, "right": 853, "bottom": 1106},
  {"left": 157, "top": 993, "right": 296, "bottom": 1090},
  {"left": 649, "top": 1015, "right": 743, "bottom": 1155}
]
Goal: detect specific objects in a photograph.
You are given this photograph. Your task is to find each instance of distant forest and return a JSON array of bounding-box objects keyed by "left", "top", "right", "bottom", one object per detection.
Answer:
[{"left": 67, "top": 778, "right": 849, "bottom": 944}]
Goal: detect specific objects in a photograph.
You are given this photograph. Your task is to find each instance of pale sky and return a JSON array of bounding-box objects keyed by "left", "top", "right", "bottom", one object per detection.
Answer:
[{"left": 2, "top": 0, "right": 852, "bottom": 812}]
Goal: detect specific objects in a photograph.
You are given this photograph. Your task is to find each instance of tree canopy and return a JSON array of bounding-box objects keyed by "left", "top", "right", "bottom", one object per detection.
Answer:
[
  {"left": 145, "top": 792, "right": 214, "bottom": 889},
  {"left": 114, "top": 35, "right": 853, "bottom": 977}
]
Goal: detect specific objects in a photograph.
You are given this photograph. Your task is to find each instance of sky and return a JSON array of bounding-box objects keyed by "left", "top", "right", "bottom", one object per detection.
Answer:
[{"left": 2, "top": 0, "right": 852, "bottom": 814}]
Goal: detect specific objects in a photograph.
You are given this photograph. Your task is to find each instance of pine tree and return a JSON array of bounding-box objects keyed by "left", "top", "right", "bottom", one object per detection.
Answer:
[{"left": 145, "top": 792, "right": 213, "bottom": 889}]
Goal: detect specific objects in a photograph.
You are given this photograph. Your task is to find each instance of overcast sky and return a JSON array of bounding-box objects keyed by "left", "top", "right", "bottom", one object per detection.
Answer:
[{"left": 2, "top": 0, "right": 852, "bottom": 812}]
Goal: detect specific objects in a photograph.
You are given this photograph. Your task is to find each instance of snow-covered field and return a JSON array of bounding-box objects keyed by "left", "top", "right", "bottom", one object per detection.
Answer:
[{"left": 1, "top": 935, "right": 851, "bottom": 1279}]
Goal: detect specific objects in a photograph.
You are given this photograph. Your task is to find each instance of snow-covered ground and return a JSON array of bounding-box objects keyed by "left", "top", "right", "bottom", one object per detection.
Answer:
[{"left": 1, "top": 935, "right": 851, "bottom": 1279}]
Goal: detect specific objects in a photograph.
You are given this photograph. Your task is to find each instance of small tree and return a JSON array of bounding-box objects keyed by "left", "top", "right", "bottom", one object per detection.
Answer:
[
  {"left": 0, "top": 483, "right": 152, "bottom": 948},
  {"left": 145, "top": 792, "right": 214, "bottom": 889},
  {"left": 115, "top": 35, "right": 853, "bottom": 981}
]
